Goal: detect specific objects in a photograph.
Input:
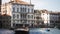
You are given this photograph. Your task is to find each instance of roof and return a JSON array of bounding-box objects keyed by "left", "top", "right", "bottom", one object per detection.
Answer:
[
  {"left": 40, "top": 9, "right": 49, "bottom": 13},
  {"left": 9, "top": 1, "right": 34, "bottom": 5},
  {"left": 49, "top": 11, "right": 60, "bottom": 15}
]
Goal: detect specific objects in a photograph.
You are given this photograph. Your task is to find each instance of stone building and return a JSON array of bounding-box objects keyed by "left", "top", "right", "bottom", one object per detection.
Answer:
[
  {"left": 33, "top": 10, "right": 44, "bottom": 27},
  {"left": 1, "top": 0, "right": 34, "bottom": 28},
  {"left": 40, "top": 9, "right": 50, "bottom": 27},
  {"left": 49, "top": 11, "right": 60, "bottom": 27},
  {"left": 1, "top": 14, "right": 11, "bottom": 29}
]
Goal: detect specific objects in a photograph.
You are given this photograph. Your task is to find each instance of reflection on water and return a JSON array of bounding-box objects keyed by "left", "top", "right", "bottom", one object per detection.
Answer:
[
  {"left": 0, "top": 28, "right": 60, "bottom": 34},
  {"left": 0, "top": 29, "right": 14, "bottom": 34},
  {"left": 30, "top": 28, "right": 60, "bottom": 34}
]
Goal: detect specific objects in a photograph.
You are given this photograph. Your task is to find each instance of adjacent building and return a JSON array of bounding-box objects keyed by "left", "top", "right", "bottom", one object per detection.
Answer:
[
  {"left": 40, "top": 9, "right": 50, "bottom": 27},
  {"left": 40, "top": 10, "right": 60, "bottom": 28},
  {"left": 0, "top": 0, "right": 2, "bottom": 28},
  {"left": 33, "top": 10, "right": 44, "bottom": 27},
  {"left": 0, "top": 14, "right": 2, "bottom": 28},
  {"left": 49, "top": 11, "right": 60, "bottom": 27},
  {"left": 0, "top": 0, "right": 1, "bottom": 12},
  {"left": 1, "top": 14, "right": 11, "bottom": 29}
]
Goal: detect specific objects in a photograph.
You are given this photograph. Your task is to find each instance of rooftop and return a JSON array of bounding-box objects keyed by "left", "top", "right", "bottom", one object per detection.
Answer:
[{"left": 9, "top": 0, "right": 34, "bottom": 5}]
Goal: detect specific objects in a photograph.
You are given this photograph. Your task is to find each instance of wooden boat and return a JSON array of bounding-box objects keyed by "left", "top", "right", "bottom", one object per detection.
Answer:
[{"left": 14, "top": 27, "right": 29, "bottom": 34}]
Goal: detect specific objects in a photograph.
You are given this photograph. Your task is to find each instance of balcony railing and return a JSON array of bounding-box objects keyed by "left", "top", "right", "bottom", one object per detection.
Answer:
[{"left": 20, "top": 18, "right": 27, "bottom": 20}]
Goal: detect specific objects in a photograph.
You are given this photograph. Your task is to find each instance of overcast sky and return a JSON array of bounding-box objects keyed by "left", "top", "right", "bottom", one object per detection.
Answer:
[{"left": 2, "top": 0, "right": 60, "bottom": 11}]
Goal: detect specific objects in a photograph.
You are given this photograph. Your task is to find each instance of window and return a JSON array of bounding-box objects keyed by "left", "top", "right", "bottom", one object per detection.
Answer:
[
  {"left": 25, "top": 8, "right": 26, "bottom": 12},
  {"left": 31, "top": 15, "right": 33, "bottom": 19},
  {"left": 13, "top": 20, "right": 15, "bottom": 23},
  {"left": 21, "top": 8, "right": 26, "bottom": 13},
  {"left": 32, "top": 9, "right": 33, "bottom": 13},
  {"left": 34, "top": 10, "right": 37, "bottom": 13},
  {"left": 21, "top": 14, "right": 23, "bottom": 18},
  {"left": 20, "top": 7, "right": 22, "bottom": 12},
  {"left": 22, "top": 8, "right": 24, "bottom": 12},
  {"left": 13, "top": 14, "right": 15, "bottom": 19},
  {"left": 17, "top": 14, "right": 19, "bottom": 19},
  {"left": 17, "top": 8, "right": 19, "bottom": 12},
  {"left": 32, "top": 21, "right": 33, "bottom": 23},
  {"left": 28, "top": 15, "right": 30, "bottom": 18},
  {"left": 28, "top": 8, "right": 30, "bottom": 13},
  {"left": 34, "top": 17, "right": 35, "bottom": 19},
  {"left": 17, "top": 20, "right": 19, "bottom": 23},
  {"left": 13, "top": 7, "right": 15, "bottom": 12},
  {"left": 28, "top": 20, "right": 30, "bottom": 23},
  {"left": 23, "top": 14, "right": 26, "bottom": 18}
]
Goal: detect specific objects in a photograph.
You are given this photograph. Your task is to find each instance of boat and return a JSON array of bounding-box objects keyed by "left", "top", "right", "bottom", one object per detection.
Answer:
[
  {"left": 14, "top": 27, "right": 29, "bottom": 34},
  {"left": 46, "top": 28, "right": 50, "bottom": 32}
]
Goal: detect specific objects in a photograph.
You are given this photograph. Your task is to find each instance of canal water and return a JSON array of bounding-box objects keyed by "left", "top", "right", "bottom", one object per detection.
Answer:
[{"left": 0, "top": 28, "right": 60, "bottom": 34}]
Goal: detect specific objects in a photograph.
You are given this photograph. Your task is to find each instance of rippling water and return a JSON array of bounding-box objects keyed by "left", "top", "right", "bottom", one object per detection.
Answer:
[
  {"left": 0, "top": 28, "right": 60, "bottom": 34},
  {"left": 29, "top": 28, "right": 60, "bottom": 34}
]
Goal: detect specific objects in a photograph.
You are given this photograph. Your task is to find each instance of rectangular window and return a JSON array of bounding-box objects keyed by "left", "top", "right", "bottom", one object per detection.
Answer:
[
  {"left": 17, "top": 20, "right": 19, "bottom": 23},
  {"left": 17, "top": 14, "right": 19, "bottom": 19},
  {"left": 20, "top": 7, "right": 22, "bottom": 12},
  {"left": 28, "top": 15, "right": 30, "bottom": 18},
  {"left": 13, "top": 20, "right": 15, "bottom": 23},
  {"left": 32, "top": 9, "right": 33, "bottom": 13},
  {"left": 25, "top": 8, "right": 26, "bottom": 12},
  {"left": 28, "top": 20, "right": 30, "bottom": 23},
  {"left": 13, "top": 14, "right": 15, "bottom": 19},
  {"left": 32, "top": 21, "right": 33, "bottom": 23},
  {"left": 28, "top": 8, "right": 30, "bottom": 13},
  {"left": 13, "top": 7, "right": 15, "bottom": 12},
  {"left": 17, "top": 8, "right": 19, "bottom": 12},
  {"left": 21, "top": 14, "right": 23, "bottom": 18},
  {"left": 23, "top": 8, "right": 24, "bottom": 12},
  {"left": 31, "top": 15, "right": 33, "bottom": 19},
  {"left": 34, "top": 17, "right": 35, "bottom": 19}
]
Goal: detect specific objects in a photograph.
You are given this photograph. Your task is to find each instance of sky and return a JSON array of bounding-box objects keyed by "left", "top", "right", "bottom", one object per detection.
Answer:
[{"left": 2, "top": 0, "right": 60, "bottom": 11}]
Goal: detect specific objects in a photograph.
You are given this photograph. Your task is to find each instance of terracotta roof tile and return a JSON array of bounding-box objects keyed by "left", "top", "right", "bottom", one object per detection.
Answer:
[{"left": 9, "top": 1, "right": 30, "bottom": 5}]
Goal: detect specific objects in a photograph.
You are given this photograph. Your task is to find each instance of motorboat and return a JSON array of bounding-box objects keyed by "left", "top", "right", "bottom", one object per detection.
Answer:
[{"left": 14, "top": 27, "right": 29, "bottom": 34}]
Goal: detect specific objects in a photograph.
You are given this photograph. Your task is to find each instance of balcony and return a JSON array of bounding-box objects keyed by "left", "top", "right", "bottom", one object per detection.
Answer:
[
  {"left": 20, "top": 12, "right": 27, "bottom": 14},
  {"left": 20, "top": 18, "right": 27, "bottom": 20}
]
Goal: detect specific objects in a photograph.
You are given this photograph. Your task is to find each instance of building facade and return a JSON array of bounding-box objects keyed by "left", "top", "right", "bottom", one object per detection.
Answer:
[
  {"left": 1, "top": 14, "right": 11, "bottom": 29},
  {"left": 40, "top": 10, "right": 50, "bottom": 27},
  {"left": 33, "top": 10, "right": 44, "bottom": 27},
  {"left": 0, "top": 14, "right": 2, "bottom": 28},
  {"left": 0, "top": 0, "right": 2, "bottom": 28},
  {"left": 0, "top": 0, "right": 1, "bottom": 12},
  {"left": 1, "top": 0, "right": 34, "bottom": 28},
  {"left": 40, "top": 10, "right": 60, "bottom": 28},
  {"left": 49, "top": 12, "right": 60, "bottom": 27}
]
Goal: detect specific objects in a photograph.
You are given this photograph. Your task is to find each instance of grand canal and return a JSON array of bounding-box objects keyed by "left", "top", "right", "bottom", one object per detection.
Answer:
[{"left": 0, "top": 28, "right": 60, "bottom": 34}]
